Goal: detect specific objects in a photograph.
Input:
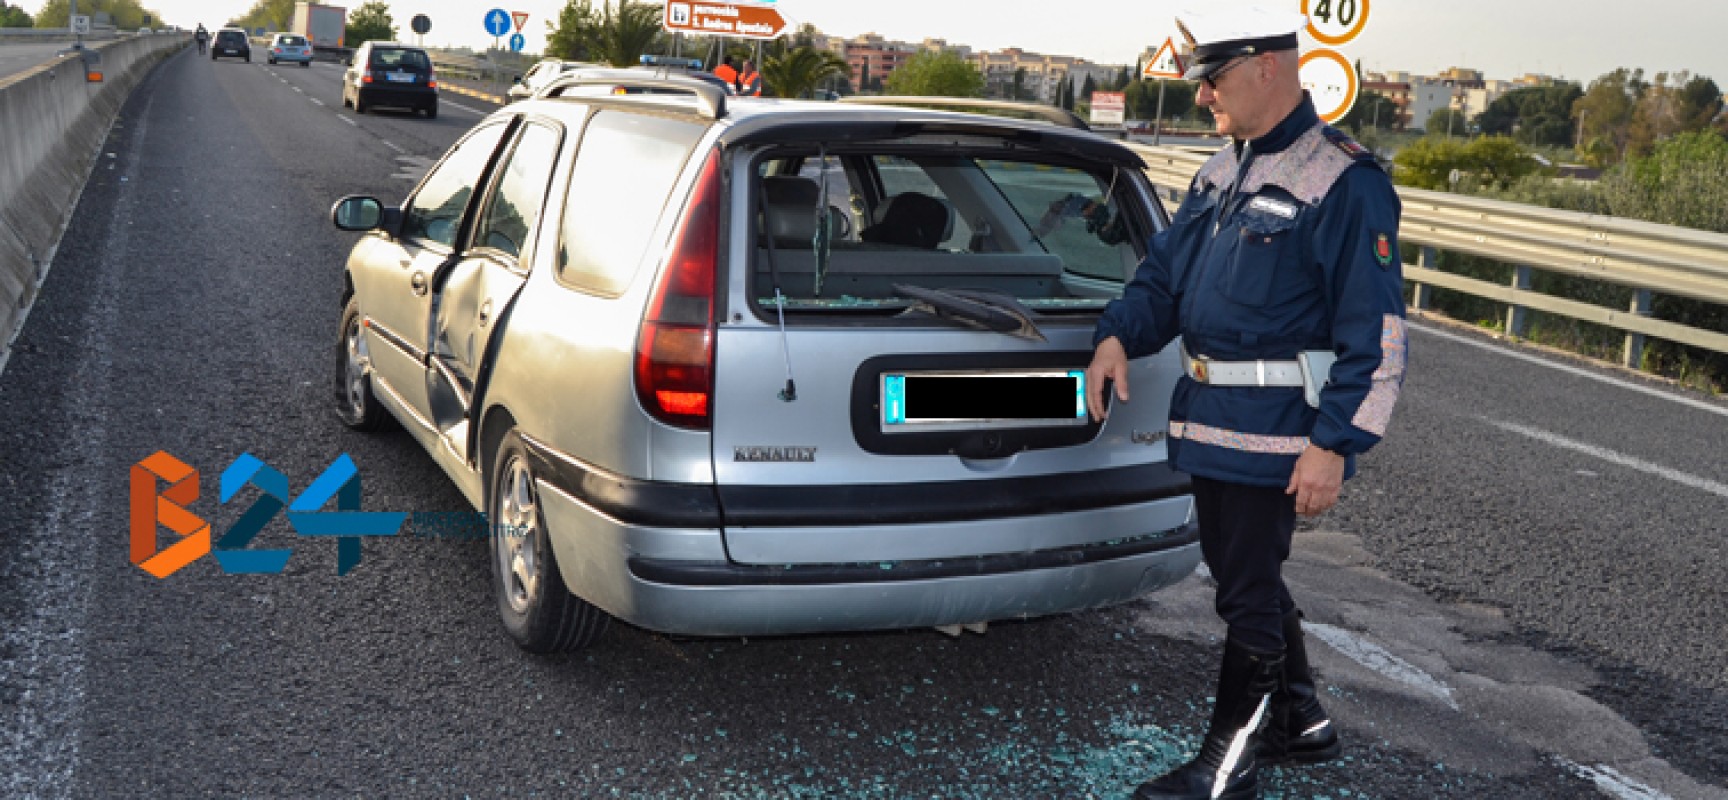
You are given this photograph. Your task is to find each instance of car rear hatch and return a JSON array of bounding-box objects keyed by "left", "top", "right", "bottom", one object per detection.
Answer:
[
  {"left": 707, "top": 127, "right": 1190, "bottom": 565},
  {"left": 365, "top": 48, "right": 435, "bottom": 94}
]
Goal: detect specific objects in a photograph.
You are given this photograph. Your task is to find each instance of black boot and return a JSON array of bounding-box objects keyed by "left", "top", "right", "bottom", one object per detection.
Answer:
[
  {"left": 1134, "top": 638, "right": 1283, "bottom": 800},
  {"left": 1259, "top": 609, "right": 1343, "bottom": 765}
]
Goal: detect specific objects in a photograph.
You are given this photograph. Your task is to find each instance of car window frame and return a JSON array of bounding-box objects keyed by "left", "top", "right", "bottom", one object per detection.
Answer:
[
  {"left": 397, "top": 118, "right": 517, "bottom": 254},
  {"left": 466, "top": 116, "right": 568, "bottom": 273}
]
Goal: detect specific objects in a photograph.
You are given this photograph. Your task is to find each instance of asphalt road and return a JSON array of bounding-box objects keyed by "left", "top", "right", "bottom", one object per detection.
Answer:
[
  {"left": 0, "top": 41, "right": 81, "bottom": 81},
  {"left": 2, "top": 48, "right": 1726, "bottom": 799}
]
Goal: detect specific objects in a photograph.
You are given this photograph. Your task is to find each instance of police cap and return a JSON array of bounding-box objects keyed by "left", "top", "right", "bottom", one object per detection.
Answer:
[{"left": 1176, "top": 6, "right": 1304, "bottom": 82}]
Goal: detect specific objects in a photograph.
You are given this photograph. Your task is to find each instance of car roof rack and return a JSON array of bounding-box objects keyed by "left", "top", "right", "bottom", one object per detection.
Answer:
[
  {"left": 537, "top": 74, "right": 728, "bottom": 120},
  {"left": 835, "top": 96, "right": 1089, "bottom": 131}
]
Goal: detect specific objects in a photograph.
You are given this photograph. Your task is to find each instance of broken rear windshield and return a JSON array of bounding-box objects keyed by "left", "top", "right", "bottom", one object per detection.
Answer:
[{"left": 752, "top": 147, "right": 1148, "bottom": 314}]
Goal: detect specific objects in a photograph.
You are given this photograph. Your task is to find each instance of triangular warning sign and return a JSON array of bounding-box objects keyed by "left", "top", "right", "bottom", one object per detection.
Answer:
[
  {"left": 511, "top": 11, "right": 529, "bottom": 33},
  {"left": 1143, "top": 37, "right": 1186, "bottom": 80}
]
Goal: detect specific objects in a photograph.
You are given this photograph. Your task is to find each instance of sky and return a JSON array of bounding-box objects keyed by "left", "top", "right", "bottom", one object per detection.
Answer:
[{"left": 24, "top": 0, "right": 1728, "bottom": 87}]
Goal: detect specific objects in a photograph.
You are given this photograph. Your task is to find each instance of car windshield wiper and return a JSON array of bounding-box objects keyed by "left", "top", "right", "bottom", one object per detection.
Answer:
[{"left": 891, "top": 284, "right": 1047, "bottom": 342}]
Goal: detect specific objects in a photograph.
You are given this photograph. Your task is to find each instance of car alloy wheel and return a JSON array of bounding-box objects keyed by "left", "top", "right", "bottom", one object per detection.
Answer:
[
  {"left": 488, "top": 431, "right": 610, "bottom": 653},
  {"left": 334, "top": 296, "right": 395, "bottom": 431}
]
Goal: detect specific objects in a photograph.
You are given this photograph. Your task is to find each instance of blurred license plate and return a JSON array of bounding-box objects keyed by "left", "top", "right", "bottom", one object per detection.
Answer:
[
  {"left": 881, "top": 371, "right": 1086, "bottom": 432},
  {"left": 386, "top": 71, "right": 414, "bottom": 82}
]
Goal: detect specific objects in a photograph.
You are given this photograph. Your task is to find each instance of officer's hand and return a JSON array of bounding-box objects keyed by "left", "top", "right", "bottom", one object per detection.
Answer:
[
  {"left": 1085, "top": 337, "right": 1131, "bottom": 422},
  {"left": 1286, "top": 446, "right": 1345, "bottom": 517}
]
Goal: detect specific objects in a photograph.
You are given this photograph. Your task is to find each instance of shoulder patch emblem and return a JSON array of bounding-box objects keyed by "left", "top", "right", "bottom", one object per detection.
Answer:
[
  {"left": 1375, "top": 232, "right": 1394, "bottom": 267},
  {"left": 1322, "top": 126, "right": 1374, "bottom": 160}
]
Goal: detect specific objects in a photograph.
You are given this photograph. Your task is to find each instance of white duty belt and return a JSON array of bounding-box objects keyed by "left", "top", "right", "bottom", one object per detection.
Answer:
[
  {"left": 1179, "top": 342, "right": 1337, "bottom": 409},
  {"left": 1180, "top": 342, "right": 1304, "bottom": 387}
]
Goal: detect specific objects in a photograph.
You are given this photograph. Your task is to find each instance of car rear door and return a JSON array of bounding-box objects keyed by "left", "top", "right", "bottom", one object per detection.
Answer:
[{"left": 425, "top": 117, "right": 564, "bottom": 455}]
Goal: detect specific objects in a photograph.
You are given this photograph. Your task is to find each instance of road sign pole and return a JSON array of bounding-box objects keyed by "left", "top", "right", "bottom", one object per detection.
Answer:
[{"left": 1153, "top": 79, "right": 1167, "bottom": 146}]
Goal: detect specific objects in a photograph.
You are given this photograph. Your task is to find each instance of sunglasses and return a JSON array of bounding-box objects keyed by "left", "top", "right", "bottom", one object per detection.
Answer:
[{"left": 1201, "top": 56, "right": 1251, "bottom": 90}]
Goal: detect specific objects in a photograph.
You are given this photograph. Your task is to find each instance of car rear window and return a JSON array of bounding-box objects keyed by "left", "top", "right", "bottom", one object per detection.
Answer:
[
  {"left": 217, "top": 32, "right": 245, "bottom": 43},
  {"left": 751, "top": 144, "right": 1148, "bottom": 317},
  {"left": 276, "top": 35, "right": 307, "bottom": 46},
  {"left": 369, "top": 48, "right": 431, "bottom": 70}
]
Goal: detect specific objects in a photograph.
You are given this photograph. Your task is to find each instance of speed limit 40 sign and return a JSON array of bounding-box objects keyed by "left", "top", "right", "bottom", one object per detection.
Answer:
[{"left": 1302, "top": 0, "right": 1369, "bottom": 46}]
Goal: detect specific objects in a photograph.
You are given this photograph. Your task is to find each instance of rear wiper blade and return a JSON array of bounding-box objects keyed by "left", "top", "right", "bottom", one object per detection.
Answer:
[{"left": 891, "top": 284, "right": 1047, "bottom": 342}]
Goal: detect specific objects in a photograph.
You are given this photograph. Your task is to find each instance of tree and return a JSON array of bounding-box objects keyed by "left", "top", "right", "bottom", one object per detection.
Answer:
[
  {"left": 1425, "top": 108, "right": 1468, "bottom": 137},
  {"left": 1475, "top": 82, "right": 1583, "bottom": 148},
  {"left": 857, "top": 58, "right": 871, "bottom": 94},
  {"left": 1601, "top": 131, "right": 1728, "bottom": 234},
  {"left": 1, "top": 2, "right": 34, "bottom": 26},
  {"left": 1573, "top": 68, "right": 1644, "bottom": 168},
  {"left": 591, "top": 0, "right": 663, "bottom": 66},
  {"left": 31, "top": 0, "right": 159, "bottom": 29},
  {"left": 1011, "top": 67, "right": 1027, "bottom": 101},
  {"left": 1393, "top": 136, "right": 1469, "bottom": 189},
  {"left": 232, "top": 0, "right": 294, "bottom": 33},
  {"left": 1672, "top": 75, "right": 1725, "bottom": 133},
  {"left": 1080, "top": 73, "right": 1096, "bottom": 104},
  {"left": 545, "top": 0, "right": 602, "bottom": 62},
  {"left": 344, "top": 0, "right": 394, "bottom": 46},
  {"left": 1338, "top": 89, "right": 1399, "bottom": 132},
  {"left": 759, "top": 44, "right": 847, "bottom": 99},
  {"left": 544, "top": 0, "right": 662, "bottom": 66},
  {"left": 883, "top": 50, "right": 983, "bottom": 98}
]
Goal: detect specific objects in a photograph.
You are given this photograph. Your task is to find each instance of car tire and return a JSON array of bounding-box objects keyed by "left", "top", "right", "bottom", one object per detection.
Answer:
[
  {"left": 423, "top": 103, "right": 437, "bottom": 120},
  {"left": 490, "top": 430, "right": 611, "bottom": 654},
  {"left": 268, "top": 57, "right": 275, "bottom": 64},
  {"left": 302, "top": 61, "right": 311, "bottom": 68},
  {"left": 354, "top": 94, "right": 366, "bottom": 114},
  {"left": 334, "top": 295, "right": 397, "bottom": 432}
]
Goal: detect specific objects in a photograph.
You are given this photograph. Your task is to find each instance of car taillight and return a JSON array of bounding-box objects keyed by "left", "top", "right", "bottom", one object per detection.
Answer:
[
  {"left": 635, "top": 149, "right": 721, "bottom": 429},
  {"left": 362, "top": 73, "right": 373, "bottom": 84}
]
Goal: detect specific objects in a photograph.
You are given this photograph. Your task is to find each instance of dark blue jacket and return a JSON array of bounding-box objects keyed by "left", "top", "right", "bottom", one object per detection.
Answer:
[{"left": 1096, "top": 96, "right": 1407, "bottom": 487}]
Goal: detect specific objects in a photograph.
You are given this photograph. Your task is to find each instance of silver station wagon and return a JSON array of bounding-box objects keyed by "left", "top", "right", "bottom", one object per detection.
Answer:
[{"left": 330, "top": 76, "right": 1200, "bottom": 652}]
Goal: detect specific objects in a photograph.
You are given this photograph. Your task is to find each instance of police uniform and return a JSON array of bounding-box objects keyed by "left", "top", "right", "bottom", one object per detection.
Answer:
[{"left": 1097, "top": 8, "right": 1407, "bottom": 800}]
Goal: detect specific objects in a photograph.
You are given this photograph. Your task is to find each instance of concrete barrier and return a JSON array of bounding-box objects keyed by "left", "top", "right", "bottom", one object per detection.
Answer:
[{"left": 0, "top": 34, "right": 187, "bottom": 353}]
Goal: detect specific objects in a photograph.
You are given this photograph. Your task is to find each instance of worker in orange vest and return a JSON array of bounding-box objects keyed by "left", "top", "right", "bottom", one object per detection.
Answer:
[
  {"left": 739, "top": 59, "right": 762, "bottom": 96},
  {"left": 713, "top": 55, "right": 739, "bottom": 93}
]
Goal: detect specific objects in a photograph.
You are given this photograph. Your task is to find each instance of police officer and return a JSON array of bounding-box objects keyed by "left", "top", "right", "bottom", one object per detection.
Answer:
[{"left": 1085, "top": 7, "right": 1407, "bottom": 799}]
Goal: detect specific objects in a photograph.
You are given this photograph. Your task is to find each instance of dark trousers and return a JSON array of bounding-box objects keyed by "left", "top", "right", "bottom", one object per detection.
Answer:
[{"left": 1192, "top": 476, "right": 1298, "bottom": 653}]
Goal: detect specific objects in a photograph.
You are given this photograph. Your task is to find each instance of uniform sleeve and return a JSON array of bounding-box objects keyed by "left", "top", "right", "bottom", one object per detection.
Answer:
[
  {"left": 1308, "top": 164, "right": 1407, "bottom": 456},
  {"left": 1092, "top": 195, "right": 1191, "bottom": 359}
]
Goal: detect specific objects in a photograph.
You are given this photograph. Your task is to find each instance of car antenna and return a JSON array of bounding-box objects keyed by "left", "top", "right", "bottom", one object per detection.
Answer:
[{"left": 756, "top": 176, "right": 798, "bottom": 402}]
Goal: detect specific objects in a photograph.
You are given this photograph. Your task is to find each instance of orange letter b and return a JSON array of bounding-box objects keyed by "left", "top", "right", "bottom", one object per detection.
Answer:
[{"left": 129, "top": 451, "right": 211, "bottom": 578}]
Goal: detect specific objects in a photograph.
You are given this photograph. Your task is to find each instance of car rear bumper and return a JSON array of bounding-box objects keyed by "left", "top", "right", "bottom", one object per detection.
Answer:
[
  {"left": 272, "top": 52, "right": 313, "bottom": 63},
  {"left": 356, "top": 86, "right": 437, "bottom": 108},
  {"left": 523, "top": 435, "right": 1201, "bottom": 636},
  {"left": 620, "top": 535, "right": 1199, "bottom": 636}
]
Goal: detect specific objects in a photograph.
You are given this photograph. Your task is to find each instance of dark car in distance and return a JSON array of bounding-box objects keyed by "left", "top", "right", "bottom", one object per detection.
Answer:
[
  {"left": 211, "top": 28, "right": 250, "bottom": 62},
  {"left": 342, "top": 41, "right": 438, "bottom": 118}
]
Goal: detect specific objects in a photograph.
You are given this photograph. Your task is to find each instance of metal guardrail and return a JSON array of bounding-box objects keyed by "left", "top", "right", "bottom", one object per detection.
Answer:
[{"left": 1123, "top": 142, "right": 1728, "bottom": 367}]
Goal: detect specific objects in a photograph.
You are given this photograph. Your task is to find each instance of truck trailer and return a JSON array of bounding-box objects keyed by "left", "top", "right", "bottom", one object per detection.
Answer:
[{"left": 291, "top": 2, "right": 345, "bottom": 49}]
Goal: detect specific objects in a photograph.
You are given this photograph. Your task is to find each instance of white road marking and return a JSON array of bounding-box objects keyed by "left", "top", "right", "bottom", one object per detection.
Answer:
[
  {"left": 1557, "top": 759, "right": 1672, "bottom": 800},
  {"left": 309, "top": 98, "right": 324, "bottom": 106},
  {"left": 1485, "top": 419, "right": 1728, "bottom": 499},
  {"left": 1304, "top": 623, "right": 1459, "bottom": 710},
  {"left": 292, "top": 86, "right": 303, "bottom": 93},
  {"left": 444, "top": 100, "right": 487, "bottom": 115},
  {"left": 1410, "top": 322, "right": 1728, "bottom": 419},
  {"left": 380, "top": 140, "right": 405, "bottom": 154},
  {"left": 340, "top": 116, "right": 357, "bottom": 126}
]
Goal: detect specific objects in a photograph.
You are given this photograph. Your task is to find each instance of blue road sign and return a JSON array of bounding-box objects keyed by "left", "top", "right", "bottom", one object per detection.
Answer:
[
  {"left": 483, "top": 8, "right": 511, "bottom": 37},
  {"left": 509, "top": 33, "right": 525, "bottom": 52}
]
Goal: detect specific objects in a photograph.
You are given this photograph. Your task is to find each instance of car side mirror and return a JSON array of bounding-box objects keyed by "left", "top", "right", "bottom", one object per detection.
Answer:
[
  {"left": 513, "top": 74, "right": 523, "bottom": 84},
  {"left": 331, "top": 196, "right": 399, "bottom": 234}
]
